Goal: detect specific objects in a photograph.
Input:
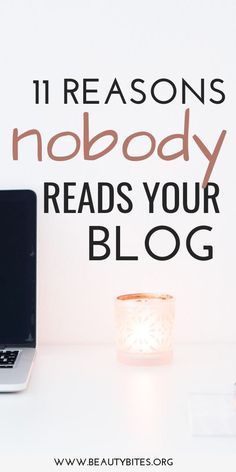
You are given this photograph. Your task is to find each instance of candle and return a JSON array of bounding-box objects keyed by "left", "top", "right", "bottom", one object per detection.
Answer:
[{"left": 115, "top": 293, "right": 175, "bottom": 365}]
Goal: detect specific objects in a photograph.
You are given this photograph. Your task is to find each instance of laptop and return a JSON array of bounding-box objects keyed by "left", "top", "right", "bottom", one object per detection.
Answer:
[{"left": 0, "top": 190, "right": 36, "bottom": 392}]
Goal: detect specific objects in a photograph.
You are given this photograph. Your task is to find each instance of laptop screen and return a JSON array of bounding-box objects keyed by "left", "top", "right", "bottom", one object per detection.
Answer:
[{"left": 0, "top": 190, "right": 36, "bottom": 347}]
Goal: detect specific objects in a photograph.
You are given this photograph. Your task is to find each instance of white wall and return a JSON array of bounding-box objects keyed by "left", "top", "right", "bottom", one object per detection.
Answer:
[{"left": 0, "top": 0, "right": 235, "bottom": 344}]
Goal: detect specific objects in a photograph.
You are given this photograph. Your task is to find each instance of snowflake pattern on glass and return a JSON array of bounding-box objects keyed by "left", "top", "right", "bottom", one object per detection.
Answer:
[{"left": 116, "top": 294, "right": 174, "bottom": 363}]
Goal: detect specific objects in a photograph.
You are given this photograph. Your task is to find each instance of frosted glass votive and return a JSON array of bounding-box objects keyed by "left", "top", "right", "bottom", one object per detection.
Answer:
[{"left": 115, "top": 293, "right": 175, "bottom": 365}]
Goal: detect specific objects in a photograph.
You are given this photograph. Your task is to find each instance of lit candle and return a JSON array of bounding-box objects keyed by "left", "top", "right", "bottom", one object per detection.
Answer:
[{"left": 115, "top": 293, "right": 175, "bottom": 365}]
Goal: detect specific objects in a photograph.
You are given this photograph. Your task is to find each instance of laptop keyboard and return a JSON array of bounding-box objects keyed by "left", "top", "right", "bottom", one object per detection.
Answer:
[{"left": 0, "top": 350, "right": 19, "bottom": 368}]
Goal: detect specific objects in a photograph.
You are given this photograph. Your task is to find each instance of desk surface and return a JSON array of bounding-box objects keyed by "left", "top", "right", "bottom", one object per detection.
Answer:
[{"left": 1, "top": 344, "right": 236, "bottom": 472}]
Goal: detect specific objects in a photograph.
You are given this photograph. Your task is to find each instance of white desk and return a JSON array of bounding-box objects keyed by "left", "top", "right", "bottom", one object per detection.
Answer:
[{"left": 1, "top": 345, "right": 236, "bottom": 472}]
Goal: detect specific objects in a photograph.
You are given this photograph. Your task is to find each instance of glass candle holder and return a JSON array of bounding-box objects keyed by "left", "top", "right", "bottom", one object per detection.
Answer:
[{"left": 115, "top": 293, "right": 175, "bottom": 365}]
